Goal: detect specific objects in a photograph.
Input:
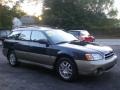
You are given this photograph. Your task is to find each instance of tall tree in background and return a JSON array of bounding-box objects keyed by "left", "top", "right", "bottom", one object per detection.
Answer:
[
  {"left": 11, "top": 1, "right": 25, "bottom": 18},
  {"left": 42, "top": 0, "right": 118, "bottom": 29},
  {"left": 0, "top": 4, "right": 13, "bottom": 28},
  {"left": 0, "top": 0, "right": 25, "bottom": 29}
]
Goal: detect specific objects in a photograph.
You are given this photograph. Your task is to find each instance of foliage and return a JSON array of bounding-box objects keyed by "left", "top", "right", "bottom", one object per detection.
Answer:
[
  {"left": 0, "top": 1, "right": 25, "bottom": 29},
  {"left": 0, "top": 4, "right": 12, "bottom": 28},
  {"left": 42, "top": 0, "right": 118, "bottom": 29}
]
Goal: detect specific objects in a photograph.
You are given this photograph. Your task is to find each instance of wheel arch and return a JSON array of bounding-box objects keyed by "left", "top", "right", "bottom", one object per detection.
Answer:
[
  {"left": 53, "top": 53, "right": 77, "bottom": 70},
  {"left": 7, "top": 49, "right": 15, "bottom": 59}
]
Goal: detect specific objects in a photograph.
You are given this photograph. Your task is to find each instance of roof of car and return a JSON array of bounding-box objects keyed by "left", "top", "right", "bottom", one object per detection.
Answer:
[
  {"left": 13, "top": 25, "right": 61, "bottom": 31},
  {"left": 69, "top": 30, "right": 87, "bottom": 32}
]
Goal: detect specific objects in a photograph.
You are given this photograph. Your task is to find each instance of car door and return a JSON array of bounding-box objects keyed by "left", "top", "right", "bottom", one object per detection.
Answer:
[
  {"left": 4, "top": 30, "right": 22, "bottom": 55},
  {"left": 15, "top": 30, "right": 32, "bottom": 60},
  {"left": 27, "top": 30, "right": 54, "bottom": 65}
]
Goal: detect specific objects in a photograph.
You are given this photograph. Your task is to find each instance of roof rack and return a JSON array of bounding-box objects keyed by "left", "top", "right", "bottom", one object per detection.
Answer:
[
  {"left": 14, "top": 25, "right": 63, "bottom": 31},
  {"left": 14, "top": 25, "right": 40, "bottom": 29}
]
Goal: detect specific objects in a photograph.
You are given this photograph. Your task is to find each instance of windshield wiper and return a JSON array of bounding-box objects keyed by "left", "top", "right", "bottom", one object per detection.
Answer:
[
  {"left": 56, "top": 41, "right": 68, "bottom": 44},
  {"left": 70, "top": 40, "right": 79, "bottom": 43}
]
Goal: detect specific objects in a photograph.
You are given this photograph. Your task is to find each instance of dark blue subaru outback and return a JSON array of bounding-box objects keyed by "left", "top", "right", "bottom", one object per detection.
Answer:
[{"left": 2, "top": 26, "right": 117, "bottom": 81}]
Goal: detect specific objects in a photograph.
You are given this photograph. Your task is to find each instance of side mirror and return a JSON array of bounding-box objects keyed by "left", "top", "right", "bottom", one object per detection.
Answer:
[{"left": 38, "top": 39, "right": 49, "bottom": 46}]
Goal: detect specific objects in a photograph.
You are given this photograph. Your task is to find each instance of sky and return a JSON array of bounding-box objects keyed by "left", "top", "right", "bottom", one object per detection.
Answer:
[
  {"left": 114, "top": 0, "right": 120, "bottom": 18},
  {"left": 2, "top": 0, "right": 44, "bottom": 17},
  {"left": 20, "top": 0, "right": 44, "bottom": 17}
]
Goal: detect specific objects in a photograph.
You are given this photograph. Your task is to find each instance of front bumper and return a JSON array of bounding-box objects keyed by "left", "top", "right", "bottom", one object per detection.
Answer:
[{"left": 75, "top": 55, "right": 117, "bottom": 75}]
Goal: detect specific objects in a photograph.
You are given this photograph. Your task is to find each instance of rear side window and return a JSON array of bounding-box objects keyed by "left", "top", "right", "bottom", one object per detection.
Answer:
[
  {"left": 8, "top": 31, "right": 21, "bottom": 40},
  {"left": 31, "top": 31, "right": 47, "bottom": 41},
  {"left": 69, "top": 31, "right": 79, "bottom": 37},
  {"left": 18, "top": 30, "right": 31, "bottom": 40}
]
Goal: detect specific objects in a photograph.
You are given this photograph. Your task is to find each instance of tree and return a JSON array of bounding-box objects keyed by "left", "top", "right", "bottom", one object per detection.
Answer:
[
  {"left": 42, "top": 0, "right": 118, "bottom": 29},
  {"left": 11, "top": 1, "right": 25, "bottom": 18},
  {"left": 0, "top": 4, "right": 13, "bottom": 28},
  {"left": 0, "top": 0, "right": 25, "bottom": 29}
]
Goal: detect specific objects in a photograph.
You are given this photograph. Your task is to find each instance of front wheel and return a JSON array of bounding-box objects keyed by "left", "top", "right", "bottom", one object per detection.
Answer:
[
  {"left": 56, "top": 57, "right": 78, "bottom": 81},
  {"left": 8, "top": 51, "right": 19, "bottom": 67}
]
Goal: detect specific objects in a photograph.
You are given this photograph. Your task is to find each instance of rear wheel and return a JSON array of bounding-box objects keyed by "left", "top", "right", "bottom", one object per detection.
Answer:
[
  {"left": 8, "top": 51, "right": 19, "bottom": 67},
  {"left": 56, "top": 57, "right": 78, "bottom": 81}
]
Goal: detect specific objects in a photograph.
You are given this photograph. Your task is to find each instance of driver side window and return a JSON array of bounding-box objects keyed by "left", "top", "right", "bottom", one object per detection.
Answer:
[{"left": 31, "top": 31, "right": 47, "bottom": 41}]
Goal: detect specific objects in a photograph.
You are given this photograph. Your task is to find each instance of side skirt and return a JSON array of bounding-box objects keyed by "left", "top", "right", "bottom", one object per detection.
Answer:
[{"left": 18, "top": 59, "right": 54, "bottom": 69}]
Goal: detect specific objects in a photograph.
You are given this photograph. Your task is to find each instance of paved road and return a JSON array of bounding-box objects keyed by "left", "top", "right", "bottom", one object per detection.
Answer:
[
  {"left": 0, "top": 46, "right": 120, "bottom": 90},
  {"left": 96, "top": 39, "right": 120, "bottom": 45}
]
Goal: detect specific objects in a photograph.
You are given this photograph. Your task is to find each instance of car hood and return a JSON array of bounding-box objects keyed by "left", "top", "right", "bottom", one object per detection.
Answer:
[
  {"left": 85, "top": 44, "right": 113, "bottom": 54},
  {"left": 57, "top": 41, "right": 113, "bottom": 54}
]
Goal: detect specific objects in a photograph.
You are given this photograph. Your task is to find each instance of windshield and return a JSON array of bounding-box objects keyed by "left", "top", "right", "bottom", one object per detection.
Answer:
[{"left": 45, "top": 30, "right": 78, "bottom": 44}]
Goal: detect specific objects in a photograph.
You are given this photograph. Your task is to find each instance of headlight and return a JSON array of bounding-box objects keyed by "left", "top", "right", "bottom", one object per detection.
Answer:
[{"left": 85, "top": 53, "right": 103, "bottom": 61}]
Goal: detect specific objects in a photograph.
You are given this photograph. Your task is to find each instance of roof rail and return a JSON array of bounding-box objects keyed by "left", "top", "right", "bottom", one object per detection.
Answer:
[{"left": 14, "top": 25, "right": 39, "bottom": 29}]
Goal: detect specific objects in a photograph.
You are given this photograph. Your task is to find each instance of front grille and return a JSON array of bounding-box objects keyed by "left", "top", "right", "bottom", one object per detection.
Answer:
[{"left": 105, "top": 51, "right": 114, "bottom": 59}]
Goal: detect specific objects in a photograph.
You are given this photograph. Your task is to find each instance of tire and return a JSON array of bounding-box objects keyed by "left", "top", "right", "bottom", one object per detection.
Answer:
[
  {"left": 55, "top": 57, "right": 78, "bottom": 81},
  {"left": 8, "top": 51, "right": 19, "bottom": 67}
]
